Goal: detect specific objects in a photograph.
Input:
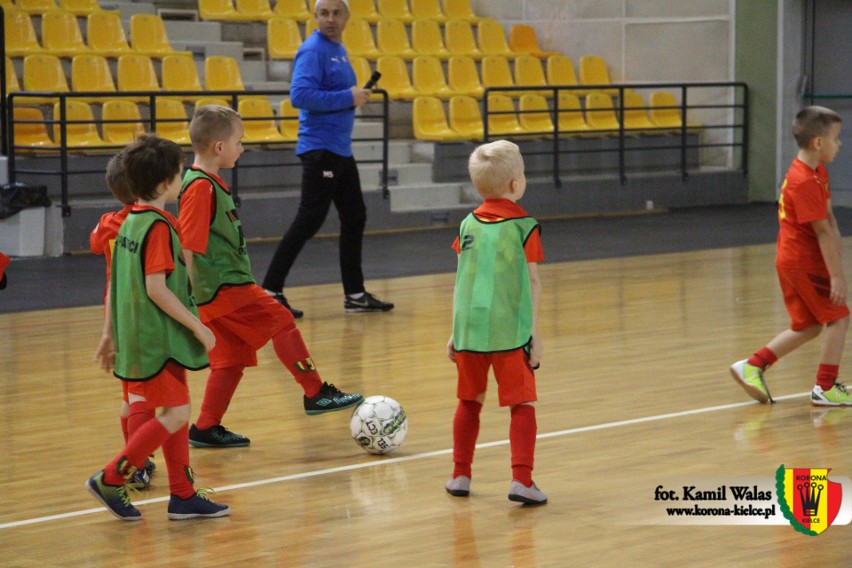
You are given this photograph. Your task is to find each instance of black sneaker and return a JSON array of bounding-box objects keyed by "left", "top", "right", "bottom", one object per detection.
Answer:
[
  {"left": 344, "top": 292, "right": 394, "bottom": 313},
  {"left": 267, "top": 290, "right": 303, "bottom": 319},
  {"left": 189, "top": 424, "right": 251, "bottom": 448},
  {"left": 304, "top": 382, "right": 364, "bottom": 415},
  {"left": 86, "top": 471, "right": 142, "bottom": 521},
  {"left": 167, "top": 489, "right": 230, "bottom": 520}
]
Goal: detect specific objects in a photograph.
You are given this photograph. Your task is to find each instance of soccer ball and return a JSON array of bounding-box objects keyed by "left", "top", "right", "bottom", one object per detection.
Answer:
[{"left": 350, "top": 396, "right": 408, "bottom": 455}]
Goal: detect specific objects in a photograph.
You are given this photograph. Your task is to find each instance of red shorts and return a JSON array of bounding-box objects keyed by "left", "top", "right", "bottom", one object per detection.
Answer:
[
  {"left": 777, "top": 266, "right": 850, "bottom": 330},
  {"left": 455, "top": 348, "right": 537, "bottom": 407},
  {"left": 125, "top": 361, "right": 190, "bottom": 409},
  {"left": 205, "top": 290, "right": 293, "bottom": 369}
]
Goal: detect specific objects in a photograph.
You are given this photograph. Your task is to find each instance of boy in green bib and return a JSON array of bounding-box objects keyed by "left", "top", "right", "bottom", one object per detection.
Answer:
[{"left": 445, "top": 140, "right": 547, "bottom": 505}]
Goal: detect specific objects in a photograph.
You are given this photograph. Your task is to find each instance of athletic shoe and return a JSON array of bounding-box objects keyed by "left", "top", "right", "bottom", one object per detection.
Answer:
[
  {"left": 189, "top": 424, "right": 251, "bottom": 448},
  {"left": 304, "top": 382, "right": 364, "bottom": 415},
  {"left": 445, "top": 476, "right": 471, "bottom": 497},
  {"left": 730, "top": 359, "right": 774, "bottom": 403},
  {"left": 127, "top": 467, "right": 151, "bottom": 490},
  {"left": 344, "top": 291, "right": 394, "bottom": 313},
  {"left": 508, "top": 481, "right": 548, "bottom": 505},
  {"left": 86, "top": 471, "right": 142, "bottom": 521},
  {"left": 811, "top": 382, "right": 852, "bottom": 406},
  {"left": 267, "top": 290, "right": 303, "bottom": 319},
  {"left": 144, "top": 458, "right": 156, "bottom": 476},
  {"left": 167, "top": 489, "right": 230, "bottom": 520}
]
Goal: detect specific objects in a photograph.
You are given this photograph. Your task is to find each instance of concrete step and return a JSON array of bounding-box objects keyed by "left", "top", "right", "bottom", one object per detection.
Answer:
[
  {"left": 165, "top": 20, "right": 223, "bottom": 44},
  {"left": 359, "top": 162, "right": 434, "bottom": 191},
  {"left": 387, "top": 182, "right": 478, "bottom": 212}
]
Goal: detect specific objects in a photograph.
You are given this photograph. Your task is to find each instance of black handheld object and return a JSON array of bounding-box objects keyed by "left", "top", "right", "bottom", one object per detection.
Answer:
[{"left": 363, "top": 71, "right": 381, "bottom": 90}]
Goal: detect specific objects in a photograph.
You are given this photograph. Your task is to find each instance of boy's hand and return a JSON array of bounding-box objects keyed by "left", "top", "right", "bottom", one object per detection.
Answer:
[
  {"left": 194, "top": 324, "right": 217, "bottom": 352},
  {"left": 830, "top": 275, "right": 848, "bottom": 306},
  {"left": 446, "top": 335, "right": 456, "bottom": 363},
  {"left": 528, "top": 334, "right": 543, "bottom": 370},
  {"left": 94, "top": 334, "right": 115, "bottom": 372}
]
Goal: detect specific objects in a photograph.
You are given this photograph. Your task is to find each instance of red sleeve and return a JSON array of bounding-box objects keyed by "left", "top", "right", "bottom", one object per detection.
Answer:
[
  {"left": 795, "top": 177, "right": 830, "bottom": 225},
  {"left": 90, "top": 212, "right": 118, "bottom": 256},
  {"left": 451, "top": 235, "right": 461, "bottom": 254},
  {"left": 524, "top": 226, "right": 543, "bottom": 263},
  {"left": 179, "top": 178, "right": 215, "bottom": 254},
  {"left": 143, "top": 221, "right": 176, "bottom": 276}
]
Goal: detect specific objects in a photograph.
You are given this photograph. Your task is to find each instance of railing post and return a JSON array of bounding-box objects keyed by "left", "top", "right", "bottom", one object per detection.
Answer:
[
  {"left": 552, "top": 87, "right": 561, "bottom": 188},
  {"left": 58, "top": 95, "right": 71, "bottom": 217},
  {"left": 741, "top": 84, "right": 749, "bottom": 177},
  {"left": 229, "top": 93, "right": 240, "bottom": 206},
  {"left": 382, "top": 90, "right": 389, "bottom": 199},
  {"left": 680, "top": 85, "right": 688, "bottom": 181},
  {"left": 0, "top": 6, "right": 7, "bottom": 157}
]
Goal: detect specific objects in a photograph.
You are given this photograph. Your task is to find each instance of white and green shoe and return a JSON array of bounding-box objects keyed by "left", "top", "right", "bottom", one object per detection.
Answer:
[
  {"left": 811, "top": 382, "right": 852, "bottom": 406},
  {"left": 730, "top": 359, "right": 774, "bottom": 404}
]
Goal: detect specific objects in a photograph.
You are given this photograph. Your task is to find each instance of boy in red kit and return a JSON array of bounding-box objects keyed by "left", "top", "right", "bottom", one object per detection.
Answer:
[
  {"left": 731, "top": 106, "right": 850, "bottom": 405},
  {"left": 91, "top": 151, "right": 155, "bottom": 489},
  {"left": 179, "top": 105, "right": 363, "bottom": 448},
  {"left": 86, "top": 134, "right": 229, "bottom": 520},
  {"left": 445, "top": 140, "right": 547, "bottom": 505}
]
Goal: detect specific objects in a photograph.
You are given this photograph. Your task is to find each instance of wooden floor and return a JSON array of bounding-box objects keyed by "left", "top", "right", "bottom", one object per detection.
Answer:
[{"left": 3, "top": 242, "right": 852, "bottom": 567}]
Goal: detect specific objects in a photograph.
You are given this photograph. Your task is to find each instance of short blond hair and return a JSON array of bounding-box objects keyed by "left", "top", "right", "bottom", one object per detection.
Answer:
[
  {"left": 189, "top": 105, "right": 241, "bottom": 152},
  {"left": 793, "top": 106, "right": 842, "bottom": 149},
  {"left": 468, "top": 140, "right": 524, "bottom": 198}
]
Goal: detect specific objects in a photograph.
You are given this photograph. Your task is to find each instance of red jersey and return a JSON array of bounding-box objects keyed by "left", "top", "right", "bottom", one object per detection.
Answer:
[
  {"left": 90, "top": 204, "right": 134, "bottom": 282},
  {"left": 452, "top": 198, "right": 544, "bottom": 262},
  {"left": 134, "top": 205, "right": 179, "bottom": 276},
  {"left": 776, "top": 158, "right": 831, "bottom": 270}
]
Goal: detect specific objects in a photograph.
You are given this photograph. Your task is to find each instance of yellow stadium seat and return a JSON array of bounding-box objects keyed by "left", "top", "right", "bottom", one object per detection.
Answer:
[
  {"left": 411, "top": 19, "right": 449, "bottom": 59},
  {"left": 194, "top": 97, "right": 233, "bottom": 113},
  {"left": 13, "top": 106, "right": 56, "bottom": 148},
  {"left": 443, "top": 0, "right": 480, "bottom": 22},
  {"left": 41, "top": 9, "right": 92, "bottom": 57},
  {"left": 481, "top": 55, "right": 515, "bottom": 95},
  {"left": 579, "top": 54, "right": 617, "bottom": 94},
  {"left": 410, "top": 0, "right": 446, "bottom": 22},
  {"left": 204, "top": 55, "right": 246, "bottom": 92},
  {"left": 518, "top": 93, "right": 554, "bottom": 135},
  {"left": 585, "top": 92, "right": 620, "bottom": 133},
  {"left": 239, "top": 97, "right": 287, "bottom": 143},
  {"left": 556, "top": 92, "right": 591, "bottom": 135},
  {"left": 412, "top": 96, "right": 467, "bottom": 141},
  {"left": 59, "top": 0, "right": 101, "bottom": 16},
  {"left": 5, "top": 10, "right": 42, "bottom": 57},
  {"left": 154, "top": 98, "right": 192, "bottom": 145},
  {"left": 87, "top": 11, "right": 134, "bottom": 57},
  {"left": 547, "top": 54, "right": 585, "bottom": 94},
  {"left": 377, "top": 0, "right": 413, "bottom": 23},
  {"left": 347, "top": 0, "right": 381, "bottom": 23},
  {"left": 117, "top": 54, "right": 161, "bottom": 102},
  {"left": 342, "top": 18, "right": 381, "bottom": 60},
  {"left": 23, "top": 54, "right": 70, "bottom": 104},
  {"left": 447, "top": 56, "right": 483, "bottom": 98},
  {"left": 304, "top": 17, "right": 317, "bottom": 35},
  {"left": 508, "top": 24, "right": 558, "bottom": 57},
  {"left": 350, "top": 55, "right": 372, "bottom": 87},
  {"left": 52, "top": 100, "right": 107, "bottom": 147},
  {"left": 14, "top": 0, "right": 56, "bottom": 15},
  {"left": 477, "top": 18, "right": 518, "bottom": 58},
  {"left": 622, "top": 90, "right": 658, "bottom": 132},
  {"left": 102, "top": 99, "right": 145, "bottom": 144},
  {"left": 70, "top": 54, "right": 117, "bottom": 102},
  {"left": 268, "top": 16, "right": 303, "bottom": 59},
  {"left": 235, "top": 0, "right": 274, "bottom": 20},
  {"left": 130, "top": 14, "right": 187, "bottom": 58},
  {"left": 445, "top": 19, "right": 482, "bottom": 59},
  {"left": 161, "top": 54, "right": 204, "bottom": 101},
  {"left": 448, "top": 95, "right": 483, "bottom": 140},
  {"left": 412, "top": 55, "right": 453, "bottom": 98},
  {"left": 377, "top": 19, "right": 417, "bottom": 59},
  {"left": 648, "top": 91, "right": 702, "bottom": 130},
  {"left": 274, "top": 0, "right": 311, "bottom": 21},
  {"left": 485, "top": 94, "right": 523, "bottom": 135},
  {"left": 375, "top": 56, "right": 417, "bottom": 100},
  {"left": 5, "top": 57, "right": 21, "bottom": 99},
  {"left": 514, "top": 54, "right": 548, "bottom": 94},
  {"left": 198, "top": 0, "right": 257, "bottom": 21},
  {"left": 278, "top": 98, "right": 300, "bottom": 141}
]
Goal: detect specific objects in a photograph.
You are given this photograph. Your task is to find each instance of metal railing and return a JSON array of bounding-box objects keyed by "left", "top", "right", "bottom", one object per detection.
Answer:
[
  {"left": 6, "top": 89, "right": 390, "bottom": 216},
  {"left": 482, "top": 82, "right": 749, "bottom": 187}
]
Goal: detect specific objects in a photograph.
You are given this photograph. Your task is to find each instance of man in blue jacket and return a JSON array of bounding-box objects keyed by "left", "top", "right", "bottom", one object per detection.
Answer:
[{"left": 262, "top": 0, "right": 394, "bottom": 317}]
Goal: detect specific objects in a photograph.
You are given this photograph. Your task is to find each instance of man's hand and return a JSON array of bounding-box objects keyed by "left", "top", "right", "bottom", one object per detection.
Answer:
[{"left": 351, "top": 87, "right": 372, "bottom": 107}]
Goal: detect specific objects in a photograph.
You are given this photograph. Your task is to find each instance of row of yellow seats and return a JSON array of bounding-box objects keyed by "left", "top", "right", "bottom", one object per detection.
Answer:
[
  {"left": 412, "top": 92, "right": 698, "bottom": 142},
  {"left": 201, "top": 0, "right": 480, "bottom": 23},
  {"left": 8, "top": 54, "right": 252, "bottom": 105},
  {"left": 12, "top": 97, "right": 302, "bottom": 150},
  {"left": 5, "top": 10, "right": 186, "bottom": 59},
  {"left": 0, "top": 0, "right": 101, "bottom": 15},
  {"left": 347, "top": 54, "right": 615, "bottom": 102}
]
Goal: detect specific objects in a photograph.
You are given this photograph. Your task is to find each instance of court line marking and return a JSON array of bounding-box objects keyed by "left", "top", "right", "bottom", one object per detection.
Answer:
[{"left": 0, "top": 392, "right": 808, "bottom": 530}]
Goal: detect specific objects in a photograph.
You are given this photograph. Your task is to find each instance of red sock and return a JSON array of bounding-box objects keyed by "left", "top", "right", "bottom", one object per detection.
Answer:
[
  {"left": 510, "top": 404, "right": 537, "bottom": 487},
  {"left": 103, "top": 418, "right": 170, "bottom": 485},
  {"left": 160, "top": 423, "right": 195, "bottom": 499},
  {"left": 452, "top": 400, "right": 482, "bottom": 479},
  {"left": 817, "top": 364, "right": 839, "bottom": 391},
  {"left": 120, "top": 415, "right": 129, "bottom": 444},
  {"left": 195, "top": 366, "right": 245, "bottom": 431},
  {"left": 272, "top": 323, "right": 322, "bottom": 398},
  {"left": 127, "top": 400, "right": 155, "bottom": 438},
  {"left": 748, "top": 347, "right": 777, "bottom": 370}
]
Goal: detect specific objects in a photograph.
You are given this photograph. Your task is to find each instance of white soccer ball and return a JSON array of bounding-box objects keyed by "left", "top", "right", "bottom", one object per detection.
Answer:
[{"left": 350, "top": 395, "right": 408, "bottom": 455}]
